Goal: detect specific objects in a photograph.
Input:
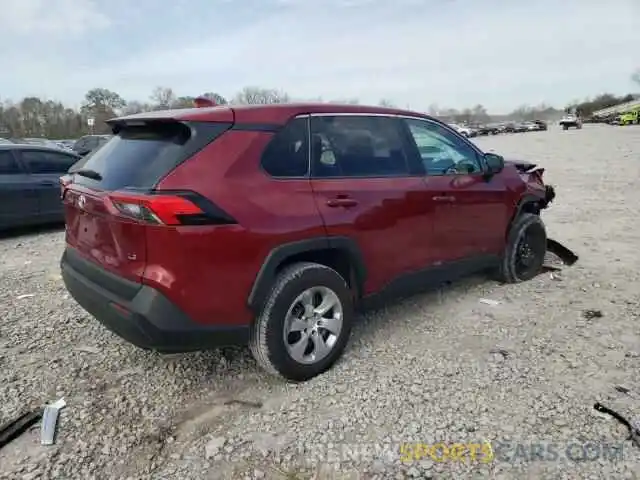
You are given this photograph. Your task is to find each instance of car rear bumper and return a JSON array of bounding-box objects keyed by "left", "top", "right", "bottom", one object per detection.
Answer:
[{"left": 60, "top": 248, "right": 249, "bottom": 352}]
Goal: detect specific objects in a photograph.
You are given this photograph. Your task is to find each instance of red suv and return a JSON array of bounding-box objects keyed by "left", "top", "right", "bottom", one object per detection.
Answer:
[{"left": 60, "top": 103, "right": 556, "bottom": 381}]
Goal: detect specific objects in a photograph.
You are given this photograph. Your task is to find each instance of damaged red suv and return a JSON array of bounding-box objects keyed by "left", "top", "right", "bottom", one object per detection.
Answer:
[{"left": 60, "top": 103, "right": 556, "bottom": 381}]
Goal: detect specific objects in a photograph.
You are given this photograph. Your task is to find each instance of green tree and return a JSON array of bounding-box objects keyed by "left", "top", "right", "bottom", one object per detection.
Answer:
[{"left": 81, "top": 88, "right": 126, "bottom": 133}]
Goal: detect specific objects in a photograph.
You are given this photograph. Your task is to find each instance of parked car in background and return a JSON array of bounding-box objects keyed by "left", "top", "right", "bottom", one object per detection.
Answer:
[
  {"left": 497, "top": 122, "right": 516, "bottom": 133},
  {"left": 73, "top": 135, "right": 112, "bottom": 156},
  {"left": 479, "top": 124, "right": 500, "bottom": 135},
  {"left": 533, "top": 120, "right": 547, "bottom": 131},
  {"left": 448, "top": 123, "right": 476, "bottom": 137},
  {"left": 11, "top": 137, "right": 65, "bottom": 150},
  {"left": 619, "top": 110, "right": 639, "bottom": 125},
  {"left": 470, "top": 124, "right": 490, "bottom": 136},
  {"left": 0, "top": 144, "right": 80, "bottom": 229},
  {"left": 490, "top": 123, "right": 503, "bottom": 135},
  {"left": 0, "top": 138, "right": 13, "bottom": 144},
  {"left": 559, "top": 114, "right": 582, "bottom": 130},
  {"left": 54, "top": 140, "right": 75, "bottom": 152},
  {"left": 522, "top": 121, "right": 542, "bottom": 132},
  {"left": 513, "top": 123, "right": 529, "bottom": 133}
]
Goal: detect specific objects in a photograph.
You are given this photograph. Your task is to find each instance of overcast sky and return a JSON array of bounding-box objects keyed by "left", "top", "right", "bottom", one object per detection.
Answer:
[{"left": 1, "top": 0, "right": 638, "bottom": 113}]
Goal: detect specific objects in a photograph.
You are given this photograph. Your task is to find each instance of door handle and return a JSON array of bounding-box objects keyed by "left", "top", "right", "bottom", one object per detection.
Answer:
[
  {"left": 432, "top": 195, "right": 456, "bottom": 202},
  {"left": 326, "top": 197, "right": 358, "bottom": 208}
]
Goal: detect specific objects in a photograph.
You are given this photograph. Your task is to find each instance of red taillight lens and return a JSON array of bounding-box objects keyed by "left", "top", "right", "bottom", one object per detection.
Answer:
[{"left": 105, "top": 192, "right": 204, "bottom": 225}]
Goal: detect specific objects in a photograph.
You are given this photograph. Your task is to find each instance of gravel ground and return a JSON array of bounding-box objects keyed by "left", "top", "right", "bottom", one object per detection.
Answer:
[{"left": 1, "top": 124, "right": 640, "bottom": 479}]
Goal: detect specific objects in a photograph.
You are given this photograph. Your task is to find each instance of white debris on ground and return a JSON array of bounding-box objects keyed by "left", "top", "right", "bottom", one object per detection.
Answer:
[{"left": 1, "top": 124, "right": 640, "bottom": 479}]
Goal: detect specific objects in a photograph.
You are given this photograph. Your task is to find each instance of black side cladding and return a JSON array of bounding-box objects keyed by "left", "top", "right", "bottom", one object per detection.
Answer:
[{"left": 70, "top": 121, "right": 232, "bottom": 191}]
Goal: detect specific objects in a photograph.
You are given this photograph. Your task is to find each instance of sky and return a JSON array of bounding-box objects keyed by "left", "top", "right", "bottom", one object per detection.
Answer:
[{"left": 0, "top": 0, "right": 638, "bottom": 113}]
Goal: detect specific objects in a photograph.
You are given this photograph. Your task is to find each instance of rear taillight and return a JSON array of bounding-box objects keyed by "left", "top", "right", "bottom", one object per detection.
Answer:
[{"left": 104, "top": 191, "right": 236, "bottom": 226}]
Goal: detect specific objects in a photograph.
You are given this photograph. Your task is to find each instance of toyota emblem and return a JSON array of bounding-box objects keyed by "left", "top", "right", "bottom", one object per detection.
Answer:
[{"left": 77, "top": 195, "right": 86, "bottom": 210}]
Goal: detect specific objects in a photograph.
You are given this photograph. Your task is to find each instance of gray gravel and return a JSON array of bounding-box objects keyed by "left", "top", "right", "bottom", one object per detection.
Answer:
[{"left": 2, "top": 124, "right": 640, "bottom": 479}]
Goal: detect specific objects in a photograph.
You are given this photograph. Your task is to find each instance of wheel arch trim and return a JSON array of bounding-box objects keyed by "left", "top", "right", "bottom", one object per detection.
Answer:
[{"left": 247, "top": 236, "right": 366, "bottom": 312}]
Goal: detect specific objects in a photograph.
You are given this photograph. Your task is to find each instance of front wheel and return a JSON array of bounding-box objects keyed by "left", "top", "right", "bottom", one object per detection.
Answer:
[
  {"left": 495, "top": 213, "right": 547, "bottom": 283},
  {"left": 249, "top": 262, "right": 353, "bottom": 382}
]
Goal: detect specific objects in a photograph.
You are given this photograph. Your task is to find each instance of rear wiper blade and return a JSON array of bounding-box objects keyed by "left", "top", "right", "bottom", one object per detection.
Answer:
[{"left": 73, "top": 169, "right": 102, "bottom": 180}]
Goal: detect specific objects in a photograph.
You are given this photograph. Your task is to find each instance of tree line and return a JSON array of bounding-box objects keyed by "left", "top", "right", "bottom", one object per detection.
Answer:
[{"left": 0, "top": 81, "right": 638, "bottom": 140}]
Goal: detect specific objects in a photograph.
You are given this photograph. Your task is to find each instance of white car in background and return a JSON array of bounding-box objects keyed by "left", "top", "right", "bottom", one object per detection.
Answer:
[{"left": 448, "top": 123, "right": 476, "bottom": 138}]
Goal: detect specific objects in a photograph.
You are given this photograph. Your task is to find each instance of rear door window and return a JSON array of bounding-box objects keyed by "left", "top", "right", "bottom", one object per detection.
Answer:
[
  {"left": 261, "top": 117, "right": 309, "bottom": 177},
  {"left": 310, "top": 115, "right": 409, "bottom": 178},
  {"left": 69, "top": 121, "right": 230, "bottom": 191},
  {"left": 0, "top": 151, "right": 23, "bottom": 174},
  {"left": 21, "top": 150, "right": 78, "bottom": 174}
]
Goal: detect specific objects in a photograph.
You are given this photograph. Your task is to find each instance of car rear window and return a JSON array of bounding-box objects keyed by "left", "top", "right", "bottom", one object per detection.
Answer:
[{"left": 70, "top": 121, "right": 230, "bottom": 191}]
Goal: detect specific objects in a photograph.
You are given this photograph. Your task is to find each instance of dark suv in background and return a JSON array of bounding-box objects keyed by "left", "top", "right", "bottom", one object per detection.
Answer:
[
  {"left": 0, "top": 144, "right": 79, "bottom": 229},
  {"left": 60, "top": 103, "right": 556, "bottom": 381},
  {"left": 73, "top": 135, "right": 112, "bottom": 156}
]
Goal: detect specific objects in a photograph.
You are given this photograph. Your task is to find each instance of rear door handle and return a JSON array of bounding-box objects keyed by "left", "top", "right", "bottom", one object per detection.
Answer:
[
  {"left": 432, "top": 195, "right": 456, "bottom": 202},
  {"left": 326, "top": 197, "right": 358, "bottom": 208}
]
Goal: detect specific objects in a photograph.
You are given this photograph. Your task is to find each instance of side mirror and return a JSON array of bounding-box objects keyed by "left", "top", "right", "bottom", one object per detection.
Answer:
[{"left": 484, "top": 152, "right": 504, "bottom": 175}]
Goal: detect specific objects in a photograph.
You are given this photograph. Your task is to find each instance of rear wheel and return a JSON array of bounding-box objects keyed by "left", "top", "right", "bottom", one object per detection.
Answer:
[
  {"left": 495, "top": 213, "right": 547, "bottom": 283},
  {"left": 249, "top": 262, "right": 353, "bottom": 382}
]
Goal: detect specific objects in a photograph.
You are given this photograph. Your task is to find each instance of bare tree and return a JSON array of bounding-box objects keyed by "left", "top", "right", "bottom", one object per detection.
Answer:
[
  {"left": 378, "top": 99, "right": 395, "bottom": 108},
  {"left": 150, "top": 86, "right": 176, "bottom": 110},
  {"left": 470, "top": 104, "right": 490, "bottom": 123},
  {"left": 233, "top": 87, "right": 290, "bottom": 104},
  {"left": 122, "top": 101, "right": 148, "bottom": 115},
  {"left": 427, "top": 103, "right": 440, "bottom": 117},
  {"left": 202, "top": 92, "right": 228, "bottom": 105}
]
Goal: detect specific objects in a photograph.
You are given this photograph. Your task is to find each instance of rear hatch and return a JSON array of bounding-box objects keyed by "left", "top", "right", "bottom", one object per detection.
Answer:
[{"left": 61, "top": 118, "right": 231, "bottom": 283}]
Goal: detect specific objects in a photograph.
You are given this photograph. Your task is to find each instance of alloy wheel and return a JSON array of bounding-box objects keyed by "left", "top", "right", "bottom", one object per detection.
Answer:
[{"left": 283, "top": 286, "right": 343, "bottom": 365}]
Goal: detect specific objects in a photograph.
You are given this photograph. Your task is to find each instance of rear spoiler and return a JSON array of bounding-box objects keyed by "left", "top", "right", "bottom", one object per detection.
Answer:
[{"left": 107, "top": 97, "right": 234, "bottom": 127}]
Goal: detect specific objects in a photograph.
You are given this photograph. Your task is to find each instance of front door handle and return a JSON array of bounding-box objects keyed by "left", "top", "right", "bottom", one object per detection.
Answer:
[
  {"left": 327, "top": 197, "right": 358, "bottom": 208},
  {"left": 432, "top": 195, "right": 456, "bottom": 202}
]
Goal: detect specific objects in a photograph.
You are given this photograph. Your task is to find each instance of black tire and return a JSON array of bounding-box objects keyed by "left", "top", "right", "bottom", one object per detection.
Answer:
[
  {"left": 495, "top": 213, "right": 547, "bottom": 283},
  {"left": 562, "top": 124, "right": 569, "bottom": 130},
  {"left": 249, "top": 262, "right": 353, "bottom": 382}
]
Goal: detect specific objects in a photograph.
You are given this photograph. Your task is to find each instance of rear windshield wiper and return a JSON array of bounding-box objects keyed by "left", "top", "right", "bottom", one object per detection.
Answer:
[{"left": 73, "top": 169, "right": 102, "bottom": 181}]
